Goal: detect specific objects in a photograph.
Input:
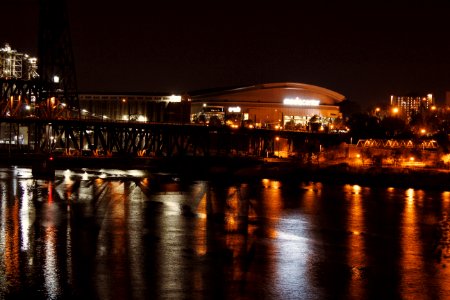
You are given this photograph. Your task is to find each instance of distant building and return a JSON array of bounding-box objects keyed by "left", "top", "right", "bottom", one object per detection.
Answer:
[
  {"left": 190, "top": 82, "right": 345, "bottom": 131},
  {"left": 78, "top": 82, "right": 346, "bottom": 132},
  {"left": 390, "top": 93, "right": 434, "bottom": 120},
  {"left": 0, "top": 43, "right": 38, "bottom": 80},
  {"left": 78, "top": 92, "right": 190, "bottom": 123}
]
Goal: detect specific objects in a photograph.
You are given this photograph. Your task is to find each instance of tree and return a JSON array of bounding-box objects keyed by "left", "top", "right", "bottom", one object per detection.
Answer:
[
  {"left": 380, "top": 116, "right": 409, "bottom": 138},
  {"left": 339, "top": 100, "right": 362, "bottom": 119},
  {"left": 346, "top": 113, "right": 383, "bottom": 140}
]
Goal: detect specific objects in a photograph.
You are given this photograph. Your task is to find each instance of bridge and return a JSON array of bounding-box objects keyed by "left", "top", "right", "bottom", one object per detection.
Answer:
[
  {"left": 356, "top": 139, "right": 438, "bottom": 150},
  {"left": 0, "top": 117, "right": 347, "bottom": 160}
]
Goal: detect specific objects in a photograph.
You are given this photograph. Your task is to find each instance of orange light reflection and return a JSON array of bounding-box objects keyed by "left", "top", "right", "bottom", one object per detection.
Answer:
[
  {"left": 400, "top": 189, "right": 425, "bottom": 296},
  {"left": 344, "top": 184, "right": 367, "bottom": 299}
]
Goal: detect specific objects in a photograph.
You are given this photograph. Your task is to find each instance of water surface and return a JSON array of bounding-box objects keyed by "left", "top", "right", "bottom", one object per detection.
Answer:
[{"left": 0, "top": 167, "right": 449, "bottom": 299}]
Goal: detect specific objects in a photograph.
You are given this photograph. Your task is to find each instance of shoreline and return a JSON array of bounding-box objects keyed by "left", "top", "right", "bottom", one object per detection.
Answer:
[
  {"left": 234, "top": 161, "right": 450, "bottom": 191},
  {"left": 1, "top": 154, "right": 449, "bottom": 191}
]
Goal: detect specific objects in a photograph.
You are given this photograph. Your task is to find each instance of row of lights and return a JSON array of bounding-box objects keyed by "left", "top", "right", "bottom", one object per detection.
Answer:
[
  {"left": 374, "top": 105, "right": 437, "bottom": 115},
  {"left": 356, "top": 153, "right": 417, "bottom": 162}
]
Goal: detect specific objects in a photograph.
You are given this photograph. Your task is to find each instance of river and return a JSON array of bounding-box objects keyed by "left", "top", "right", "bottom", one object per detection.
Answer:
[{"left": 0, "top": 166, "right": 449, "bottom": 299}]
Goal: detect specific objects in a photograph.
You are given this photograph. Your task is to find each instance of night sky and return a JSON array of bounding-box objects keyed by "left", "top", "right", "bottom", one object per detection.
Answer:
[{"left": 3, "top": 0, "right": 450, "bottom": 108}]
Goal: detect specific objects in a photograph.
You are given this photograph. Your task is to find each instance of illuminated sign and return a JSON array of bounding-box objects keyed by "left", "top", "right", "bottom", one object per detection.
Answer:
[
  {"left": 283, "top": 97, "right": 320, "bottom": 106},
  {"left": 228, "top": 106, "right": 241, "bottom": 113}
]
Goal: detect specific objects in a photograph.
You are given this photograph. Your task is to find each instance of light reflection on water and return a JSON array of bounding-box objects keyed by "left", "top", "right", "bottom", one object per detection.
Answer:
[
  {"left": 0, "top": 167, "right": 449, "bottom": 298},
  {"left": 344, "top": 184, "right": 367, "bottom": 299}
]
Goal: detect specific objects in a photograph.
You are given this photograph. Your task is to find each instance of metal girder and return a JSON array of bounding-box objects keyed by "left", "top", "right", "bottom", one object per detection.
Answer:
[
  {"left": 357, "top": 139, "right": 438, "bottom": 150},
  {"left": 0, "top": 118, "right": 349, "bottom": 158}
]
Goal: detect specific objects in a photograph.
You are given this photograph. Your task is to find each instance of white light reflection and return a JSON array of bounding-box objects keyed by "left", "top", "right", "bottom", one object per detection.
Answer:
[
  {"left": 63, "top": 169, "right": 71, "bottom": 180},
  {"left": 66, "top": 208, "right": 73, "bottom": 287},
  {"left": 44, "top": 226, "right": 60, "bottom": 299},
  {"left": 164, "top": 200, "right": 182, "bottom": 216},
  {"left": 19, "top": 181, "right": 32, "bottom": 251},
  {"left": 127, "top": 170, "right": 146, "bottom": 177},
  {"left": 159, "top": 193, "right": 186, "bottom": 295},
  {"left": 12, "top": 169, "right": 17, "bottom": 196},
  {"left": 263, "top": 181, "right": 311, "bottom": 299},
  {"left": 127, "top": 181, "right": 145, "bottom": 300},
  {"left": 274, "top": 218, "right": 310, "bottom": 298},
  {"left": 0, "top": 182, "right": 6, "bottom": 280},
  {"left": 82, "top": 172, "right": 89, "bottom": 181},
  {"left": 276, "top": 231, "right": 304, "bottom": 241}
]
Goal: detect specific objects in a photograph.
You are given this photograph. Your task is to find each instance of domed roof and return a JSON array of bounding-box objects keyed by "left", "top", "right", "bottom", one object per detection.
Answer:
[{"left": 190, "top": 82, "right": 346, "bottom": 106}]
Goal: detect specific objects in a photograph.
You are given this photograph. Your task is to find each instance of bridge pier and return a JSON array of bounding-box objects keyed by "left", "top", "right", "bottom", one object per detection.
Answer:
[{"left": 32, "top": 154, "right": 55, "bottom": 178}]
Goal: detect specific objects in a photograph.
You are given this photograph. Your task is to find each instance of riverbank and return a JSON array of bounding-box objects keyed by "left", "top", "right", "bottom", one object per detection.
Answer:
[
  {"left": 1, "top": 153, "right": 449, "bottom": 191},
  {"left": 234, "top": 161, "right": 450, "bottom": 191},
  {"left": 139, "top": 156, "right": 450, "bottom": 191}
]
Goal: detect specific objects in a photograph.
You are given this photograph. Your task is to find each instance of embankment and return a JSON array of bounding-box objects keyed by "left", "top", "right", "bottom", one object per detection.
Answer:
[{"left": 1, "top": 153, "right": 449, "bottom": 190}]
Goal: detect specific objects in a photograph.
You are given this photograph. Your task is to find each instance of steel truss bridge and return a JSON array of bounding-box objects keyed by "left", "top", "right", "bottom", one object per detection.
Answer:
[
  {"left": 0, "top": 118, "right": 346, "bottom": 159},
  {"left": 356, "top": 139, "right": 438, "bottom": 150}
]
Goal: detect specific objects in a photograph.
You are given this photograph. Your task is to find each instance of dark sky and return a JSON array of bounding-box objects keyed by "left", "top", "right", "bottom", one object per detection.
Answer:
[{"left": 3, "top": 1, "right": 450, "bottom": 108}]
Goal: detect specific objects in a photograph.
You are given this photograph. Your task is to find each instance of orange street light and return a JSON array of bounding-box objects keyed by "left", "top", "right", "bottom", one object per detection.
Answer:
[{"left": 392, "top": 107, "right": 399, "bottom": 114}]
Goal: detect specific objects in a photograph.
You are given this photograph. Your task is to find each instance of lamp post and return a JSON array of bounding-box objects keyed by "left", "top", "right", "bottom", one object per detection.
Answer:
[
  {"left": 122, "top": 98, "right": 130, "bottom": 121},
  {"left": 275, "top": 136, "right": 280, "bottom": 157}
]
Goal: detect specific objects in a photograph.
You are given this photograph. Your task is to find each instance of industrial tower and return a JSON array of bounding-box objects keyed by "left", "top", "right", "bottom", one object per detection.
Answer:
[
  {"left": 38, "top": 0, "right": 79, "bottom": 117},
  {"left": 0, "top": 0, "right": 79, "bottom": 118}
]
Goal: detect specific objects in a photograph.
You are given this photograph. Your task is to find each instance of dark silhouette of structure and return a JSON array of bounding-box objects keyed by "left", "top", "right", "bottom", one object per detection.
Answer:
[
  {"left": 1, "top": 0, "right": 79, "bottom": 118},
  {"left": 38, "top": 0, "right": 79, "bottom": 116}
]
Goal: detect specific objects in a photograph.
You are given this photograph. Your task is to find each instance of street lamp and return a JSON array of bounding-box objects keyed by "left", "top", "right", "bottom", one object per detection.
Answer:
[
  {"left": 275, "top": 136, "right": 280, "bottom": 157},
  {"left": 392, "top": 107, "right": 399, "bottom": 115},
  {"left": 122, "top": 98, "right": 130, "bottom": 121},
  {"left": 375, "top": 107, "right": 380, "bottom": 116}
]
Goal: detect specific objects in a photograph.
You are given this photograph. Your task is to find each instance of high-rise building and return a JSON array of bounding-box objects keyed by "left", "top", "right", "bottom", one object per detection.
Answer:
[{"left": 390, "top": 94, "right": 434, "bottom": 120}]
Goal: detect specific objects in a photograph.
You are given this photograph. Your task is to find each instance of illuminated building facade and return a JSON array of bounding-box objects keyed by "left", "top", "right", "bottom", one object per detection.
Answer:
[
  {"left": 78, "top": 93, "right": 189, "bottom": 122},
  {"left": 0, "top": 43, "right": 38, "bottom": 80},
  {"left": 189, "top": 82, "right": 345, "bottom": 130},
  {"left": 390, "top": 93, "right": 434, "bottom": 120}
]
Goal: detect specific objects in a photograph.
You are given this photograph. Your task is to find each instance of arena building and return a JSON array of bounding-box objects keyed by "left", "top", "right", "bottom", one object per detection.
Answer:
[
  {"left": 189, "top": 82, "right": 346, "bottom": 131},
  {"left": 76, "top": 82, "right": 346, "bottom": 132}
]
